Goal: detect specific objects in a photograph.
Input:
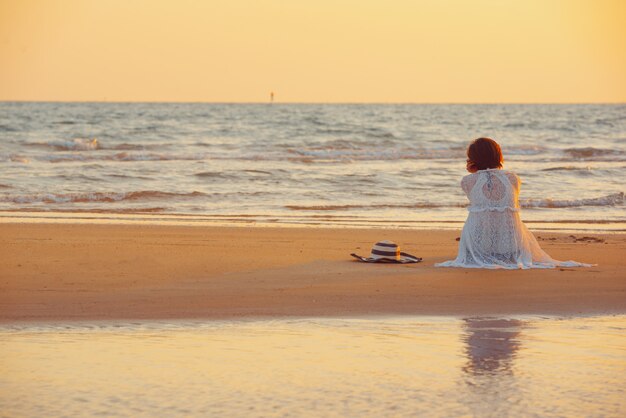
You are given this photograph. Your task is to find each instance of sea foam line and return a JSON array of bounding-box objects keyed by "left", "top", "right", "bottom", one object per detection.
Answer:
[{"left": 285, "top": 193, "right": 624, "bottom": 211}]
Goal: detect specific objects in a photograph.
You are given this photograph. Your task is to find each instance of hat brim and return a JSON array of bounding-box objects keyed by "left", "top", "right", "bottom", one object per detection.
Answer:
[{"left": 350, "top": 253, "right": 422, "bottom": 264}]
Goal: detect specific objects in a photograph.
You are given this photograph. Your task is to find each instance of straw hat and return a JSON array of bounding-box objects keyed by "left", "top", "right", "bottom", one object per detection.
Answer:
[{"left": 351, "top": 240, "right": 421, "bottom": 263}]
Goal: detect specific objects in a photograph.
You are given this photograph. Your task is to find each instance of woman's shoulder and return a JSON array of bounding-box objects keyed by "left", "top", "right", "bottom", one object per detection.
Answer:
[
  {"left": 461, "top": 172, "right": 478, "bottom": 182},
  {"left": 471, "top": 168, "right": 519, "bottom": 177},
  {"left": 500, "top": 170, "right": 521, "bottom": 186},
  {"left": 500, "top": 169, "right": 520, "bottom": 177},
  {"left": 460, "top": 173, "right": 477, "bottom": 193},
  {"left": 463, "top": 169, "right": 521, "bottom": 185}
]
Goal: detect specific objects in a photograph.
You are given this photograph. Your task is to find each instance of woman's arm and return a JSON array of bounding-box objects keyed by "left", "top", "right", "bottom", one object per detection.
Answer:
[
  {"left": 461, "top": 174, "right": 476, "bottom": 196},
  {"left": 505, "top": 172, "right": 521, "bottom": 190}
]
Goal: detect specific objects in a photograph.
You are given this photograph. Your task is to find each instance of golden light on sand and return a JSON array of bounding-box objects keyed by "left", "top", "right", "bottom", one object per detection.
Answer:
[{"left": 0, "top": 0, "right": 625, "bottom": 102}]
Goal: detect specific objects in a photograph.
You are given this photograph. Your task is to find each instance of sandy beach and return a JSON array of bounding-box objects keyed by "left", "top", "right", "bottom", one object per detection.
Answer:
[{"left": 0, "top": 223, "right": 624, "bottom": 322}]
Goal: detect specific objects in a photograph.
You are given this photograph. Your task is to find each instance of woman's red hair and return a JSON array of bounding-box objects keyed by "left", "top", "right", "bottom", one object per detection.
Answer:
[{"left": 467, "top": 137, "right": 503, "bottom": 171}]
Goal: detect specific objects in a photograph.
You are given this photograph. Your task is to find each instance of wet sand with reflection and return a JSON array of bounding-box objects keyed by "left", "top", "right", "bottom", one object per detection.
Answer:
[{"left": 1, "top": 316, "right": 624, "bottom": 416}]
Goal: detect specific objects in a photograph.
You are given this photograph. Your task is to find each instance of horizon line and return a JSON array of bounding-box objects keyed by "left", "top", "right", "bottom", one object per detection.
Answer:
[{"left": 1, "top": 100, "right": 625, "bottom": 105}]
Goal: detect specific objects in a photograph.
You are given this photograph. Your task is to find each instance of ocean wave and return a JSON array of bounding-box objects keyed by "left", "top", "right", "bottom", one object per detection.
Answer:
[
  {"left": 243, "top": 169, "right": 273, "bottom": 175},
  {"left": 541, "top": 166, "right": 592, "bottom": 172},
  {"left": 194, "top": 169, "right": 273, "bottom": 179},
  {"left": 43, "top": 152, "right": 204, "bottom": 163},
  {"left": 309, "top": 140, "right": 376, "bottom": 150},
  {"left": 0, "top": 207, "right": 167, "bottom": 214},
  {"left": 285, "top": 203, "right": 458, "bottom": 211},
  {"left": 108, "top": 143, "right": 151, "bottom": 151},
  {"left": 285, "top": 193, "right": 624, "bottom": 211},
  {"left": 302, "top": 114, "right": 398, "bottom": 139},
  {"left": 194, "top": 171, "right": 234, "bottom": 179},
  {"left": 503, "top": 122, "right": 528, "bottom": 128},
  {"left": 594, "top": 115, "right": 625, "bottom": 126},
  {"left": 313, "top": 127, "right": 356, "bottom": 136},
  {"left": 48, "top": 138, "right": 101, "bottom": 151},
  {"left": 108, "top": 173, "right": 154, "bottom": 180},
  {"left": 107, "top": 152, "right": 201, "bottom": 162},
  {"left": 10, "top": 155, "right": 30, "bottom": 163},
  {"left": 279, "top": 145, "right": 624, "bottom": 163},
  {"left": 366, "top": 129, "right": 396, "bottom": 139},
  {"left": 303, "top": 116, "right": 325, "bottom": 126},
  {"left": 563, "top": 147, "right": 624, "bottom": 159},
  {"left": 0, "top": 190, "right": 206, "bottom": 204},
  {"left": 521, "top": 192, "right": 623, "bottom": 208},
  {"left": 17, "top": 141, "right": 596, "bottom": 164},
  {"left": 506, "top": 145, "right": 548, "bottom": 156},
  {"left": 272, "top": 143, "right": 549, "bottom": 162},
  {"left": 27, "top": 138, "right": 156, "bottom": 152},
  {"left": 210, "top": 144, "right": 619, "bottom": 163},
  {"left": 53, "top": 174, "right": 103, "bottom": 182},
  {"left": 0, "top": 153, "right": 30, "bottom": 163},
  {"left": 286, "top": 147, "right": 464, "bottom": 162}
]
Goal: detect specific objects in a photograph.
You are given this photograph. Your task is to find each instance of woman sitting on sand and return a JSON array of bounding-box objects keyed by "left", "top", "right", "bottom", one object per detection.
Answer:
[{"left": 436, "top": 137, "right": 590, "bottom": 269}]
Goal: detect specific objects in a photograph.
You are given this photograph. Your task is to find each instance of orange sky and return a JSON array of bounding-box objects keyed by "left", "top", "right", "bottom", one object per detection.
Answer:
[{"left": 0, "top": 0, "right": 624, "bottom": 103}]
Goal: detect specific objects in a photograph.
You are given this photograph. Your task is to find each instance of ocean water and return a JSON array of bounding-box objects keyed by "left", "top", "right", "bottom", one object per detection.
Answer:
[
  {"left": 0, "top": 102, "right": 624, "bottom": 229},
  {"left": 1, "top": 316, "right": 624, "bottom": 417}
]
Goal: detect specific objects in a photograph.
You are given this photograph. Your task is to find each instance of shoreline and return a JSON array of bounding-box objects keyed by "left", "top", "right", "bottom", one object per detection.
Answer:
[
  {"left": 1, "top": 223, "right": 625, "bottom": 323},
  {"left": 3, "top": 312, "right": 626, "bottom": 329},
  {"left": 1, "top": 210, "right": 624, "bottom": 233}
]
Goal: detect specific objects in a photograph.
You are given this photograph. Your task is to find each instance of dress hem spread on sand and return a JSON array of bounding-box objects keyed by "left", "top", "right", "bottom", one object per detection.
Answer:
[{"left": 435, "top": 169, "right": 592, "bottom": 270}]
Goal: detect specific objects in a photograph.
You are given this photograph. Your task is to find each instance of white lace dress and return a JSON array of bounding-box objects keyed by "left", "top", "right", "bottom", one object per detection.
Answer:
[{"left": 436, "top": 169, "right": 591, "bottom": 269}]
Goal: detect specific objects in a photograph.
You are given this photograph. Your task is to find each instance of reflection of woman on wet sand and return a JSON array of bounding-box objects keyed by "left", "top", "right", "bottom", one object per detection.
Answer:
[
  {"left": 463, "top": 318, "right": 523, "bottom": 375},
  {"left": 461, "top": 318, "right": 525, "bottom": 417}
]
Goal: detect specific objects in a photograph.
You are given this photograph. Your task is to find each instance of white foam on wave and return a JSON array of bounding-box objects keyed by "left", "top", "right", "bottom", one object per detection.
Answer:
[
  {"left": 0, "top": 191, "right": 206, "bottom": 204},
  {"left": 563, "top": 147, "right": 625, "bottom": 161},
  {"left": 521, "top": 192, "right": 624, "bottom": 208},
  {"left": 541, "top": 166, "right": 593, "bottom": 172},
  {"left": 234, "top": 144, "right": 551, "bottom": 163},
  {"left": 285, "top": 202, "right": 457, "bottom": 211},
  {"left": 20, "top": 138, "right": 621, "bottom": 164},
  {"left": 285, "top": 147, "right": 464, "bottom": 162},
  {"left": 47, "top": 138, "right": 100, "bottom": 151},
  {"left": 285, "top": 193, "right": 624, "bottom": 211},
  {"left": 42, "top": 152, "right": 205, "bottom": 163},
  {"left": 0, "top": 154, "right": 30, "bottom": 163}
]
